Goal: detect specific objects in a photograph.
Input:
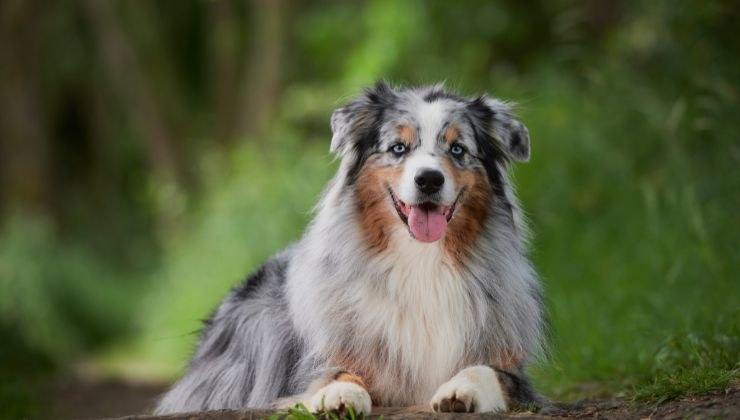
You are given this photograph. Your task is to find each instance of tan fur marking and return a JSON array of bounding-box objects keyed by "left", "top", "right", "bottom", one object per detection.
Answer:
[
  {"left": 334, "top": 372, "right": 367, "bottom": 389},
  {"left": 330, "top": 353, "right": 381, "bottom": 404},
  {"left": 355, "top": 157, "right": 403, "bottom": 252},
  {"left": 396, "top": 124, "right": 416, "bottom": 143},
  {"left": 444, "top": 125, "right": 460, "bottom": 144},
  {"left": 491, "top": 351, "right": 525, "bottom": 373},
  {"left": 442, "top": 160, "right": 491, "bottom": 267}
]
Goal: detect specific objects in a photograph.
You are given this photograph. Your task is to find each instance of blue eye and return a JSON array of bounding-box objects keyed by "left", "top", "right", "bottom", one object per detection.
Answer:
[
  {"left": 391, "top": 143, "right": 407, "bottom": 156},
  {"left": 450, "top": 143, "right": 465, "bottom": 157}
]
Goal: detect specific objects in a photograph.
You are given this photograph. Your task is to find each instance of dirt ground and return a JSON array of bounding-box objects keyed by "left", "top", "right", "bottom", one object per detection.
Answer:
[
  {"left": 48, "top": 380, "right": 739, "bottom": 419},
  {"left": 47, "top": 379, "right": 166, "bottom": 419}
]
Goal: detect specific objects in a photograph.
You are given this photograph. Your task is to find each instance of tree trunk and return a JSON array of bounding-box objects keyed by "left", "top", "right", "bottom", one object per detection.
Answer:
[
  {"left": 81, "top": 0, "right": 180, "bottom": 187},
  {"left": 0, "top": 0, "right": 52, "bottom": 215},
  {"left": 235, "top": 0, "right": 286, "bottom": 140},
  {"left": 209, "top": 0, "right": 240, "bottom": 146}
]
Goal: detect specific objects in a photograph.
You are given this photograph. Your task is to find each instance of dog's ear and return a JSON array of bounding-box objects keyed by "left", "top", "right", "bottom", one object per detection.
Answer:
[
  {"left": 466, "top": 95, "right": 530, "bottom": 162},
  {"left": 330, "top": 81, "right": 397, "bottom": 156}
]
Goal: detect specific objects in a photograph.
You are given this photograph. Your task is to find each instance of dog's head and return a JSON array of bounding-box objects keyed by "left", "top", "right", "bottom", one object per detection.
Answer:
[{"left": 330, "top": 82, "right": 529, "bottom": 251}]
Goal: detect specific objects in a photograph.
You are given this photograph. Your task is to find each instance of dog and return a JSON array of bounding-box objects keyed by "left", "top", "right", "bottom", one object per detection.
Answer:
[{"left": 155, "top": 82, "right": 545, "bottom": 415}]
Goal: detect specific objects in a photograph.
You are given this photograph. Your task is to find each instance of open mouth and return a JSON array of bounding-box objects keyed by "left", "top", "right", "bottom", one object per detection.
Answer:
[{"left": 388, "top": 188, "right": 460, "bottom": 243}]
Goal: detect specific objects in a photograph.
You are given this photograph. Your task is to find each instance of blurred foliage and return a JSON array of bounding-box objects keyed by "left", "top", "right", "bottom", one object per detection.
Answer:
[{"left": 0, "top": 0, "right": 738, "bottom": 416}]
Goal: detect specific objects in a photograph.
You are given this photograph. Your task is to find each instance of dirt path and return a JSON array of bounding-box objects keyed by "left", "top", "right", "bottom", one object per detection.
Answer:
[{"left": 49, "top": 381, "right": 739, "bottom": 419}]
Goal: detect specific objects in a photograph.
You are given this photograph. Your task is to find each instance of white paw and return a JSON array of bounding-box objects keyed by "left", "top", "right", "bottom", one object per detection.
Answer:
[
  {"left": 307, "top": 381, "right": 372, "bottom": 416},
  {"left": 430, "top": 365, "right": 507, "bottom": 413}
]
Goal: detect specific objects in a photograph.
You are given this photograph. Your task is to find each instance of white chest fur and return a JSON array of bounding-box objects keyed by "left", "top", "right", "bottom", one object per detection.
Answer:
[
  {"left": 288, "top": 213, "right": 479, "bottom": 404},
  {"left": 354, "top": 231, "right": 474, "bottom": 403}
]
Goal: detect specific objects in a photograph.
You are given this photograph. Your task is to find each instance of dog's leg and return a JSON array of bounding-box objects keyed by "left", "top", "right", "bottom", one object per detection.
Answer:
[
  {"left": 430, "top": 365, "right": 537, "bottom": 413},
  {"left": 307, "top": 371, "right": 372, "bottom": 416},
  {"left": 491, "top": 366, "right": 540, "bottom": 409},
  {"left": 430, "top": 365, "right": 506, "bottom": 413},
  {"left": 274, "top": 370, "right": 372, "bottom": 416}
]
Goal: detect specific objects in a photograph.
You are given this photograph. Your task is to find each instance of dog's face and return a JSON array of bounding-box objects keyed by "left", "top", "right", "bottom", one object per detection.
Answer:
[{"left": 330, "top": 82, "right": 530, "bottom": 252}]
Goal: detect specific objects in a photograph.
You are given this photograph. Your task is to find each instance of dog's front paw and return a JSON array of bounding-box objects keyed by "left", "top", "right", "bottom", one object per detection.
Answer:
[
  {"left": 430, "top": 365, "right": 507, "bottom": 413},
  {"left": 307, "top": 381, "right": 372, "bottom": 416}
]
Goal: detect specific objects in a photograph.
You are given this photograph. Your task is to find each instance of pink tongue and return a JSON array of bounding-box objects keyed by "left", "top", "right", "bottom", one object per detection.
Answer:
[{"left": 408, "top": 206, "right": 448, "bottom": 242}]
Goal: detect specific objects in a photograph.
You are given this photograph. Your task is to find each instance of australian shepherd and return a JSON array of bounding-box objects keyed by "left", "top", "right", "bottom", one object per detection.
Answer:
[{"left": 156, "top": 82, "right": 545, "bottom": 415}]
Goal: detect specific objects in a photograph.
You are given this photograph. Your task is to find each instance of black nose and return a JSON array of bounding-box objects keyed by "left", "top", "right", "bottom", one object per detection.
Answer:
[{"left": 414, "top": 169, "right": 445, "bottom": 194}]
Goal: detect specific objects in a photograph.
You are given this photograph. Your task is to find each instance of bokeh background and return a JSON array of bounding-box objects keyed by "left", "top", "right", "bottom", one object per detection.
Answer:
[{"left": 0, "top": 0, "right": 738, "bottom": 418}]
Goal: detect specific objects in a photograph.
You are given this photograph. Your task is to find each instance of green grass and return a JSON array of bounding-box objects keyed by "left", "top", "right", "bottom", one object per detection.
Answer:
[
  {"left": 267, "top": 403, "right": 319, "bottom": 420},
  {"left": 514, "top": 63, "right": 739, "bottom": 401},
  {"left": 631, "top": 322, "right": 739, "bottom": 401},
  {"left": 268, "top": 402, "right": 367, "bottom": 420}
]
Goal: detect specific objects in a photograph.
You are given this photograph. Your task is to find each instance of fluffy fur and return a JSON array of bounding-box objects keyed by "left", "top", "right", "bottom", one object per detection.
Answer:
[{"left": 155, "top": 82, "right": 545, "bottom": 415}]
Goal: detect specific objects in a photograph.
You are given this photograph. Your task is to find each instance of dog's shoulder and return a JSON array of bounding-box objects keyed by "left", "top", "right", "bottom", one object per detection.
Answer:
[{"left": 229, "top": 245, "right": 296, "bottom": 302}]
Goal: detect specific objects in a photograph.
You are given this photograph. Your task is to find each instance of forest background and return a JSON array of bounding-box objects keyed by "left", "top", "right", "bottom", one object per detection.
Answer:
[{"left": 0, "top": 0, "right": 737, "bottom": 417}]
